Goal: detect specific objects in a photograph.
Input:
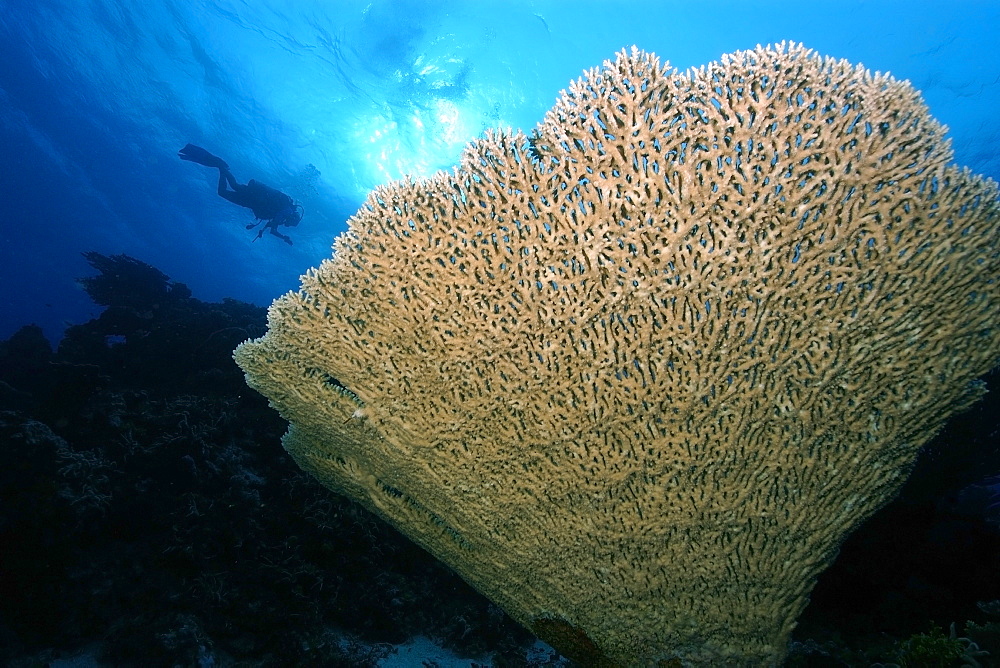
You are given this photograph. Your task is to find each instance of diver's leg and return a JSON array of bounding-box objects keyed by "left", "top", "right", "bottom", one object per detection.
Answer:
[
  {"left": 217, "top": 168, "right": 240, "bottom": 194},
  {"left": 217, "top": 169, "right": 247, "bottom": 206}
]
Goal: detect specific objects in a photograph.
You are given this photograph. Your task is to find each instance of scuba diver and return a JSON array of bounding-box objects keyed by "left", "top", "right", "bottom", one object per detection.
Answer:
[{"left": 178, "top": 144, "right": 303, "bottom": 244}]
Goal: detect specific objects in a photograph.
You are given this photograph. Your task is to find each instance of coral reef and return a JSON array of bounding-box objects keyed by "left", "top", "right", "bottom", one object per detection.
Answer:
[{"left": 0, "top": 252, "right": 997, "bottom": 665}]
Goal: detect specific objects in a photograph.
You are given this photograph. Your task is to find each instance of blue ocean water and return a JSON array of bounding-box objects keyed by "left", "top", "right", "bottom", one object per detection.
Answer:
[{"left": 1, "top": 0, "right": 998, "bottom": 343}]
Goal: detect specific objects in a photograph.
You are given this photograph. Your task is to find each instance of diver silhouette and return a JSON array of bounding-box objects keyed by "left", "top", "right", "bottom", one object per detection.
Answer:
[{"left": 178, "top": 144, "right": 302, "bottom": 244}]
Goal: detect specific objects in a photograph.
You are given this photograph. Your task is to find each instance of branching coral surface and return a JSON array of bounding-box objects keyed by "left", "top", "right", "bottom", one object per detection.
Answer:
[{"left": 236, "top": 43, "right": 1000, "bottom": 665}]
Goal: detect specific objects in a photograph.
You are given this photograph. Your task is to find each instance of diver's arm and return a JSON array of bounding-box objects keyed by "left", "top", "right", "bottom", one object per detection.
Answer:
[{"left": 268, "top": 222, "right": 293, "bottom": 245}]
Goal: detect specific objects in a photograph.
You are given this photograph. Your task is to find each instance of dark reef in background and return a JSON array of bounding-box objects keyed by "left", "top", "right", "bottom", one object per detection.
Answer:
[
  {"left": 0, "top": 253, "right": 537, "bottom": 667},
  {"left": 0, "top": 251, "right": 997, "bottom": 667}
]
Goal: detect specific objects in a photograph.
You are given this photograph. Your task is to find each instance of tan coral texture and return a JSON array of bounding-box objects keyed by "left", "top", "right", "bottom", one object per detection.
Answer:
[{"left": 235, "top": 43, "right": 1000, "bottom": 666}]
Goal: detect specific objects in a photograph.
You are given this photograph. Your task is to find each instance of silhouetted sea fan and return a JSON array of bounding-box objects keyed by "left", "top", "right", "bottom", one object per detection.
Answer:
[{"left": 77, "top": 252, "right": 189, "bottom": 311}]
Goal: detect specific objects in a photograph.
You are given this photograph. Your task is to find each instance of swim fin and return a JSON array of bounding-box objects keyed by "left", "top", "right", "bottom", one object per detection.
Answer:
[{"left": 178, "top": 143, "right": 229, "bottom": 170}]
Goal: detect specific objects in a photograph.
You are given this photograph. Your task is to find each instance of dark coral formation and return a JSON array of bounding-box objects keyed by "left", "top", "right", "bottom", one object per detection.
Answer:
[{"left": 0, "top": 254, "right": 536, "bottom": 667}]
